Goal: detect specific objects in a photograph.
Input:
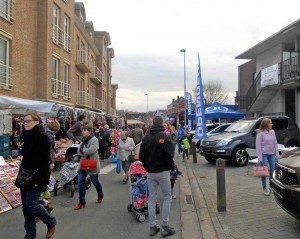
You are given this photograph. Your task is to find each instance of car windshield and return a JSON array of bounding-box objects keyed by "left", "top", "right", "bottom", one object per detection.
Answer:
[
  {"left": 224, "top": 120, "right": 256, "bottom": 133},
  {"left": 210, "top": 124, "right": 230, "bottom": 134}
]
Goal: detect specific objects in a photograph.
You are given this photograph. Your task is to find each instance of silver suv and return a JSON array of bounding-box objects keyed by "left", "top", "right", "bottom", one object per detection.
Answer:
[{"left": 199, "top": 116, "right": 300, "bottom": 167}]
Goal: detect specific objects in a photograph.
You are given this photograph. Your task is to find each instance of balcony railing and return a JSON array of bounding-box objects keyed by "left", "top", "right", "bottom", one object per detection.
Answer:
[
  {"left": 51, "top": 78, "right": 70, "bottom": 99},
  {"left": 91, "top": 97, "right": 102, "bottom": 110},
  {"left": 76, "top": 91, "right": 92, "bottom": 107},
  {"left": 52, "top": 24, "right": 71, "bottom": 52},
  {"left": 0, "top": 0, "right": 14, "bottom": 22},
  {"left": 0, "top": 63, "right": 12, "bottom": 89},
  {"left": 281, "top": 55, "right": 300, "bottom": 82},
  {"left": 76, "top": 50, "right": 90, "bottom": 73},
  {"left": 90, "top": 66, "right": 102, "bottom": 83}
]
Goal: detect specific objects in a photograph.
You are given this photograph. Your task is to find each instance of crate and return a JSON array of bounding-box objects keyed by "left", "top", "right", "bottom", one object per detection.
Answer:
[
  {"left": 0, "top": 148, "right": 11, "bottom": 158},
  {"left": 0, "top": 135, "right": 11, "bottom": 151}
]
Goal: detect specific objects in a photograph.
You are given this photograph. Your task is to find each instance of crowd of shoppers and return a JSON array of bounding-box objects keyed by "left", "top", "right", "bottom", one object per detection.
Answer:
[{"left": 15, "top": 112, "right": 188, "bottom": 238}]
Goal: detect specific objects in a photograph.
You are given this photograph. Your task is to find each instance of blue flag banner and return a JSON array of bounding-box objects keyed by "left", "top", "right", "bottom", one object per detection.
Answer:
[
  {"left": 195, "top": 53, "right": 207, "bottom": 140},
  {"left": 185, "top": 92, "right": 192, "bottom": 132}
]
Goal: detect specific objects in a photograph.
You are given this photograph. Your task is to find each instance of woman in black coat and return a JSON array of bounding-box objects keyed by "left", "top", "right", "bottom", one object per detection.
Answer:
[{"left": 16, "top": 113, "right": 56, "bottom": 239}]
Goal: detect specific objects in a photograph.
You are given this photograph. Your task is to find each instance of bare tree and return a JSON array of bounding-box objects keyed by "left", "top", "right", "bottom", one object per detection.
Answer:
[{"left": 192, "top": 80, "right": 228, "bottom": 105}]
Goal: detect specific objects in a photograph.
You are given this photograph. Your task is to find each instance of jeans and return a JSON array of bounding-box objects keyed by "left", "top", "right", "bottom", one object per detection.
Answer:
[
  {"left": 177, "top": 141, "right": 182, "bottom": 154},
  {"left": 78, "top": 170, "right": 104, "bottom": 204},
  {"left": 261, "top": 154, "right": 276, "bottom": 190},
  {"left": 182, "top": 149, "right": 189, "bottom": 159},
  {"left": 99, "top": 146, "right": 106, "bottom": 160},
  {"left": 20, "top": 188, "right": 56, "bottom": 238},
  {"left": 147, "top": 171, "right": 172, "bottom": 228}
]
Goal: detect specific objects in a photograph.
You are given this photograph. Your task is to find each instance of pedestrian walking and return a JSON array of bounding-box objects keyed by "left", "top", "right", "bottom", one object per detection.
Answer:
[
  {"left": 144, "top": 117, "right": 153, "bottom": 136},
  {"left": 256, "top": 117, "right": 279, "bottom": 196},
  {"left": 177, "top": 125, "right": 184, "bottom": 155},
  {"left": 164, "top": 123, "right": 178, "bottom": 156},
  {"left": 97, "top": 127, "right": 109, "bottom": 160},
  {"left": 170, "top": 164, "right": 182, "bottom": 199},
  {"left": 117, "top": 131, "right": 135, "bottom": 183},
  {"left": 139, "top": 116, "right": 176, "bottom": 237},
  {"left": 66, "top": 114, "right": 87, "bottom": 143},
  {"left": 180, "top": 130, "right": 191, "bottom": 162},
  {"left": 15, "top": 113, "right": 56, "bottom": 239},
  {"left": 130, "top": 124, "right": 144, "bottom": 145},
  {"left": 74, "top": 124, "right": 104, "bottom": 210}
]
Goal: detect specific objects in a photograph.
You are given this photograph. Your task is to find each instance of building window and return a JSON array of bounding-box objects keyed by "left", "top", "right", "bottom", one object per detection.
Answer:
[
  {"left": 63, "top": 15, "right": 70, "bottom": 52},
  {"left": 0, "top": 0, "right": 13, "bottom": 22},
  {"left": 52, "top": 5, "right": 60, "bottom": 45},
  {"left": 63, "top": 63, "right": 70, "bottom": 98},
  {"left": 0, "top": 36, "right": 11, "bottom": 88},
  {"left": 79, "top": 8, "right": 84, "bottom": 23},
  {"left": 52, "top": 57, "right": 59, "bottom": 96}
]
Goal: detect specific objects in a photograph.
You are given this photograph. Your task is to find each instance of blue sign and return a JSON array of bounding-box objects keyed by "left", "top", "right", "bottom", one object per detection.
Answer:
[
  {"left": 195, "top": 54, "right": 207, "bottom": 140},
  {"left": 185, "top": 92, "right": 192, "bottom": 132}
]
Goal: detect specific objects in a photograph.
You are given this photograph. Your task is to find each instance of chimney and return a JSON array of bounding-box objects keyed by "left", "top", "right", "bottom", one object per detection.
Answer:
[
  {"left": 172, "top": 99, "right": 175, "bottom": 103},
  {"left": 177, "top": 96, "right": 179, "bottom": 102}
]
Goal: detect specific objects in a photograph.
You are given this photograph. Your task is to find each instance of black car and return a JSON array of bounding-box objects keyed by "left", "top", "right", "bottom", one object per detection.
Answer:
[
  {"left": 199, "top": 116, "right": 300, "bottom": 167},
  {"left": 271, "top": 148, "right": 300, "bottom": 219}
]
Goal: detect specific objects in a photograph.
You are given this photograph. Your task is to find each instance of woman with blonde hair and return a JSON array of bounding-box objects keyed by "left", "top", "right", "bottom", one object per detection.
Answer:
[{"left": 256, "top": 118, "right": 279, "bottom": 196}]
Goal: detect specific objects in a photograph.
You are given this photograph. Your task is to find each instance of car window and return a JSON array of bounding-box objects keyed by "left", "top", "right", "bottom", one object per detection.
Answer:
[
  {"left": 211, "top": 125, "right": 229, "bottom": 133},
  {"left": 225, "top": 120, "right": 256, "bottom": 133},
  {"left": 272, "top": 119, "right": 284, "bottom": 131}
]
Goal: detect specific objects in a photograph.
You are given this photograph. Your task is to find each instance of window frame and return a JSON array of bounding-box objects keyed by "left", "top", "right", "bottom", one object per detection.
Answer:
[{"left": 0, "top": 36, "right": 10, "bottom": 87}]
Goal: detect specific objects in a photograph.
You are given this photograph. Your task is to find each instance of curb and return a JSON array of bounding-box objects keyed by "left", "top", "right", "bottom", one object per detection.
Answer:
[{"left": 178, "top": 154, "right": 219, "bottom": 239}]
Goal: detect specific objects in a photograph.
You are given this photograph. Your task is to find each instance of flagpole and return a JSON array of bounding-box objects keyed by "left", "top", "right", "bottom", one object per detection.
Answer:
[{"left": 180, "top": 49, "right": 187, "bottom": 130}]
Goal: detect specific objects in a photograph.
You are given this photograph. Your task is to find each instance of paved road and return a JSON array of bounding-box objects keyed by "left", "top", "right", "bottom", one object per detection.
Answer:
[
  {"left": 0, "top": 159, "right": 182, "bottom": 239},
  {"left": 190, "top": 155, "right": 300, "bottom": 239}
]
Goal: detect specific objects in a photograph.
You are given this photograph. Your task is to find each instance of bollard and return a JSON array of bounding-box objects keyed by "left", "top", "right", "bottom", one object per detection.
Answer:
[
  {"left": 191, "top": 142, "right": 197, "bottom": 163},
  {"left": 216, "top": 158, "right": 226, "bottom": 212}
]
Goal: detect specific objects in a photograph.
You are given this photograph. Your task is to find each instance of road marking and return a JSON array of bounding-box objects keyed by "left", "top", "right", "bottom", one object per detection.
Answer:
[{"left": 100, "top": 163, "right": 116, "bottom": 174}]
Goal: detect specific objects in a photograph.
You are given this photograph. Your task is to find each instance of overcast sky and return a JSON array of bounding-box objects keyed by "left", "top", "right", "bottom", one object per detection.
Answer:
[{"left": 83, "top": 0, "right": 300, "bottom": 112}]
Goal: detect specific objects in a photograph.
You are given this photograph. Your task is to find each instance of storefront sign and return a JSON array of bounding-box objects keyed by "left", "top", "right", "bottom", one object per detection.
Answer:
[{"left": 261, "top": 64, "right": 279, "bottom": 88}]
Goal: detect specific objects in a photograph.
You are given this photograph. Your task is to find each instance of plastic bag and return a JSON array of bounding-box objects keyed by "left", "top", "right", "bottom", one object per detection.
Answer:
[
  {"left": 116, "top": 160, "right": 121, "bottom": 174},
  {"left": 182, "top": 138, "right": 190, "bottom": 149}
]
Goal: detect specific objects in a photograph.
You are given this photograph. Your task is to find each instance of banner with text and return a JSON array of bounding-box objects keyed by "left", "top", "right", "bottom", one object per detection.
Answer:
[
  {"left": 195, "top": 54, "right": 207, "bottom": 140},
  {"left": 261, "top": 64, "right": 279, "bottom": 88},
  {"left": 185, "top": 92, "right": 192, "bottom": 132}
]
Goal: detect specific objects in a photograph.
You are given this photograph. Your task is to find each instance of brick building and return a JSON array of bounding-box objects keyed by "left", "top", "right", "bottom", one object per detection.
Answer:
[{"left": 0, "top": 0, "right": 117, "bottom": 115}]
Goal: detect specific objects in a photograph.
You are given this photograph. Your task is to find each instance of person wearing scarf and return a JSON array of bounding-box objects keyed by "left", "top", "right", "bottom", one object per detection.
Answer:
[
  {"left": 74, "top": 124, "right": 104, "bottom": 210},
  {"left": 17, "top": 113, "right": 56, "bottom": 239}
]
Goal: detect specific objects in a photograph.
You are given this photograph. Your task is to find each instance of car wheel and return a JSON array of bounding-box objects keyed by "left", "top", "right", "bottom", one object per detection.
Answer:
[
  {"left": 205, "top": 156, "right": 216, "bottom": 164},
  {"left": 286, "top": 140, "right": 299, "bottom": 147},
  {"left": 232, "top": 146, "right": 248, "bottom": 167}
]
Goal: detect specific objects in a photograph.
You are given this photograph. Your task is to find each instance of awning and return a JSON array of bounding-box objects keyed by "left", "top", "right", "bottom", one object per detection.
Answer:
[
  {"left": 126, "top": 119, "right": 145, "bottom": 125},
  {"left": 0, "top": 95, "right": 55, "bottom": 113}
]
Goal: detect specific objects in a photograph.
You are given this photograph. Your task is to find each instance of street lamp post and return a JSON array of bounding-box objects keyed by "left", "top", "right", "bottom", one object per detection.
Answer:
[
  {"left": 180, "top": 49, "right": 187, "bottom": 129},
  {"left": 145, "top": 93, "right": 148, "bottom": 118}
]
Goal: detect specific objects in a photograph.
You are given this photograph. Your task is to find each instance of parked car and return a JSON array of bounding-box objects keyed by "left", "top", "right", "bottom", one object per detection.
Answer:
[
  {"left": 199, "top": 116, "right": 300, "bottom": 167},
  {"left": 192, "top": 123, "right": 232, "bottom": 149},
  {"left": 270, "top": 148, "right": 300, "bottom": 219}
]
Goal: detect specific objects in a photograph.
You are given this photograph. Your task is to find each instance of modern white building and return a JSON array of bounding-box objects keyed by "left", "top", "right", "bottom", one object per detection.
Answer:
[{"left": 236, "top": 18, "right": 300, "bottom": 125}]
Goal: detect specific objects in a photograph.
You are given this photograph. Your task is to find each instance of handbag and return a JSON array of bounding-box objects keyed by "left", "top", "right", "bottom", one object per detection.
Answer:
[
  {"left": 116, "top": 160, "right": 121, "bottom": 174},
  {"left": 15, "top": 166, "right": 37, "bottom": 189},
  {"left": 80, "top": 159, "right": 97, "bottom": 171},
  {"left": 253, "top": 163, "right": 269, "bottom": 177}
]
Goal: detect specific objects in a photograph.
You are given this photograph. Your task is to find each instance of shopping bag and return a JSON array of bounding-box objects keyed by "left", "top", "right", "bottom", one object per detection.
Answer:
[
  {"left": 110, "top": 155, "right": 118, "bottom": 164},
  {"left": 182, "top": 138, "right": 190, "bottom": 149},
  {"left": 253, "top": 164, "right": 269, "bottom": 177},
  {"left": 116, "top": 160, "right": 121, "bottom": 174}
]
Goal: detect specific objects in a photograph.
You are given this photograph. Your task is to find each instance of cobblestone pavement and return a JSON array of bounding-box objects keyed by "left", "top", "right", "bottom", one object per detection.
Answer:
[{"left": 189, "top": 155, "right": 300, "bottom": 239}]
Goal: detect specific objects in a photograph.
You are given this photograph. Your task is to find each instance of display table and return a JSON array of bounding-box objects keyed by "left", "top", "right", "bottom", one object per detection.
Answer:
[
  {"left": 0, "top": 157, "right": 22, "bottom": 214},
  {"left": 54, "top": 140, "right": 73, "bottom": 170}
]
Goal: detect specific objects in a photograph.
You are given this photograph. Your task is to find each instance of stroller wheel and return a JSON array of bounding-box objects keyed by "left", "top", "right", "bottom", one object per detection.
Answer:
[
  {"left": 54, "top": 183, "right": 58, "bottom": 196},
  {"left": 85, "top": 176, "right": 91, "bottom": 189},
  {"left": 127, "top": 203, "right": 133, "bottom": 212},
  {"left": 136, "top": 213, "right": 146, "bottom": 223},
  {"left": 71, "top": 184, "right": 75, "bottom": 197}
]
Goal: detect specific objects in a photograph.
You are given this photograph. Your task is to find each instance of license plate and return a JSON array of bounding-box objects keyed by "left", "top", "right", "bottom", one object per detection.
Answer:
[{"left": 270, "top": 180, "right": 286, "bottom": 198}]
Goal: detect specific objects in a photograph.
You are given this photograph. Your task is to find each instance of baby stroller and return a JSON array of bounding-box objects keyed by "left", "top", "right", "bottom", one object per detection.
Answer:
[
  {"left": 53, "top": 145, "right": 91, "bottom": 197},
  {"left": 127, "top": 145, "right": 160, "bottom": 223}
]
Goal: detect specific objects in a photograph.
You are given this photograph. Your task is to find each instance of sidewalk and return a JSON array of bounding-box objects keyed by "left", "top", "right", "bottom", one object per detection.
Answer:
[{"left": 178, "top": 152, "right": 300, "bottom": 239}]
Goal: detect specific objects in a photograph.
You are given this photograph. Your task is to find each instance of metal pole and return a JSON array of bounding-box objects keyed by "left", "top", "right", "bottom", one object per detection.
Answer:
[
  {"left": 180, "top": 49, "right": 187, "bottom": 129},
  {"left": 145, "top": 93, "right": 148, "bottom": 118},
  {"left": 216, "top": 158, "right": 226, "bottom": 212}
]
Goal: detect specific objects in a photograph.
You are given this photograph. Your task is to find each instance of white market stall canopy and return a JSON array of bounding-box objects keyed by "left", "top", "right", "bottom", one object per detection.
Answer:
[
  {"left": 127, "top": 119, "right": 145, "bottom": 125},
  {"left": 0, "top": 96, "right": 55, "bottom": 113}
]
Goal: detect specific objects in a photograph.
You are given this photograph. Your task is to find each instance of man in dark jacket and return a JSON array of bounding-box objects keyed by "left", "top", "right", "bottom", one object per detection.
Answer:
[
  {"left": 66, "top": 115, "right": 87, "bottom": 143},
  {"left": 139, "top": 116, "right": 175, "bottom": 237}
]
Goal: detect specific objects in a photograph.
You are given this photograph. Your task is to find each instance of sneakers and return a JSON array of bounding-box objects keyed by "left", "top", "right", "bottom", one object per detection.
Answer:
[
  {"left": 161, "top": 225, "right": 176, "bottom": 237},
  {"left": 263, "top": 189, "right": 270, "bottom": 196},
  {"left": 172, "top": 195, "right": 176, "bottom": 199},
  {"left": 150, "top": 225, "right": 160, "bottom": 236}
]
